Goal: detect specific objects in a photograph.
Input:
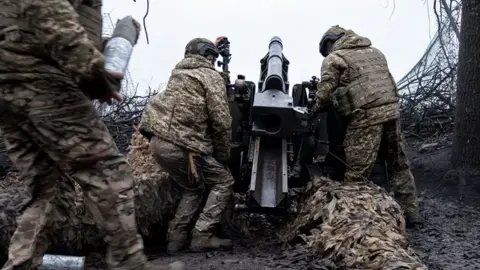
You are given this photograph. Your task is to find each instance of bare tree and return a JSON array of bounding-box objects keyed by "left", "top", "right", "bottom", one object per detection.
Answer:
[{"left": 451, "top": 0, "right": 480, "bottom": 170}]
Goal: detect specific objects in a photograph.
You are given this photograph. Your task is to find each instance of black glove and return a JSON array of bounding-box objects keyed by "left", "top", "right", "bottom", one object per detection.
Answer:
[
  {"left": 80, "top": 69, "right": 122, "bottom": 101},
  {"left": 214, "top": 152, "right": 230, "bottom": 165},
  {"left": 103, "top": 71, "right": 122, "bottom": 93},
  {"left": 219, "top": 71, "right": 230, "bottom": 84}
]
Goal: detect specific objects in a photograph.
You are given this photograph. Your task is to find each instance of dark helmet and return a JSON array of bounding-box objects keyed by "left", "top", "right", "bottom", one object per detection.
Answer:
[
  {"left": 319, "top": 25, "right": 347, "bottom": 57},
  {"left": 184, "top": 37, "right": 219, "bottom": 61}
]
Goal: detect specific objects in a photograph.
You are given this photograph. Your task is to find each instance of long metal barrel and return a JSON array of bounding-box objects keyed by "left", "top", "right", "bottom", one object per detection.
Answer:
[{"left": 263, "top": 36, "right": 286, "bottom": 93}]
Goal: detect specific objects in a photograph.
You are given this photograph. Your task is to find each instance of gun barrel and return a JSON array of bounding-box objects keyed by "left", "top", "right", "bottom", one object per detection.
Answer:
[{"left": 264, "top": 36, "right": 286, "bottom": 93}]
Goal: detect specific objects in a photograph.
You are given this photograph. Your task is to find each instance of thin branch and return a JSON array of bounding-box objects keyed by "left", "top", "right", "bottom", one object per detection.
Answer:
[{"left": 439, "top": 0, "right": 461, "bottom": 39}]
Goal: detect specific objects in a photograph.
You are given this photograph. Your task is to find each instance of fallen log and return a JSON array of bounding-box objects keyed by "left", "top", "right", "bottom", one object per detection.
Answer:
[{"left": 281, "top": 177, "right": 426, "bottom": 269}]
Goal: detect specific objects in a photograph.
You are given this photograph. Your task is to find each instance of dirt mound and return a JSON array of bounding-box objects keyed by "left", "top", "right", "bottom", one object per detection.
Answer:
[{"left": 127, "top": 129, "right": 180, "bottom": 237}]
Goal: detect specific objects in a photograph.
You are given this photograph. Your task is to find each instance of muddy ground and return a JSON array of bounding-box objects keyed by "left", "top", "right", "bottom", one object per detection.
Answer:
[{"left": 86, "top": 138, "right": 480, "bottom": 270}]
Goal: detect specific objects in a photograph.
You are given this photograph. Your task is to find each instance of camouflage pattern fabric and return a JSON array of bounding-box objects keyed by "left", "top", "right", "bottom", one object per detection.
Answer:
[
  {"left": 75, "top": 0, "right": 103, "bottom": 50},
  {"left": 343, "top": 120, "right": 419, "bottom": 220},
  {"left": 0, "top": 1, "right": 105, "bottom": 90},
  {"left": 0, "top": 0, "right": 148, "bottom": 269},
  {"left": 312, "top": 27, "right": 400, "bottom": 127},
  {"left": 150, "top": 137, "right": 234, "bottom": 236},
  {"left": 218, "top": 71, "right": 230, "bottom": 85},
  {"left": 139, "top": 54, "right": 232, "bottom": 163},
  {"left": 312, "top": 26, "right": 418, "bottom": 219}
]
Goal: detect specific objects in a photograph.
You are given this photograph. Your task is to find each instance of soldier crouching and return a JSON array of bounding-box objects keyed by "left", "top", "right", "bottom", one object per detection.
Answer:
[
  {"left": 139, "top": 37, "right": 234, "bottom": 254},
  {"left": 311, "top": 25, "right": 420, "bottom": 226}
]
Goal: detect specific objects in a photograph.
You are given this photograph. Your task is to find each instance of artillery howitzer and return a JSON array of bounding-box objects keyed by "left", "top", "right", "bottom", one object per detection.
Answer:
[{"left": 218, "top": 36, "right": 389, "bottom": 215}]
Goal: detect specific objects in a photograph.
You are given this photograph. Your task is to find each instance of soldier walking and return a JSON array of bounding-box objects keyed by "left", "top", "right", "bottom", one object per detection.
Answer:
[{"left": 0, "top": 0, "right": 184, "bottom": 269}]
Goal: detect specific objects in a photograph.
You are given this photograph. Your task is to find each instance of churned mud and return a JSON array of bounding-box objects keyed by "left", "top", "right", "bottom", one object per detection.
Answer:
[
  {"left": 406, "top": 143, "right": 480, "bottom": 270},
  {"left": 86, "top": 141, "right": 480, "bottom": 270}
]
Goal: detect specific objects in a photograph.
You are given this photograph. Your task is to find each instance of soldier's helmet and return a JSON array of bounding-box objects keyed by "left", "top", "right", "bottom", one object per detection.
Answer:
[
  {"left": 319, "top": 25, "right": 347, "bottom": 57},
  {"left": 184, "top": 38, "right": 219, "bottom": 61}
]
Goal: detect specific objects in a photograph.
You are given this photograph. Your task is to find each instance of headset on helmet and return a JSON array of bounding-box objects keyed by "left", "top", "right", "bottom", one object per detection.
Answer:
[
  {"left": 319, "top": 26, "right": 346, "bottom": 57},
  {"left": 185, "top": 38, "right": 219, "bottom": 61}
]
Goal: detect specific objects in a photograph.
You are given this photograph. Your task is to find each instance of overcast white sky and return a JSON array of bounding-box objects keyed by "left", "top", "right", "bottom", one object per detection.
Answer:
[{"left": 103, "top": 0, "right": 436, "bottom": 93}]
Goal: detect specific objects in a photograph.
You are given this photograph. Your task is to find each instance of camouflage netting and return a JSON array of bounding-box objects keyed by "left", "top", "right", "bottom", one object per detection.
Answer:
[
  {"left": 0, "top": 129, "right": 179, "bottom": 265},
  {"left": 281, "top": 177, "right": 426, "bottom": 269}
]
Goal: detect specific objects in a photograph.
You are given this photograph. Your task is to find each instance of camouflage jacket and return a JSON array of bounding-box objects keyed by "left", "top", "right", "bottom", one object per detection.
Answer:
[
  {"left": 312, "top": 30, "right": 400, "bottom": 128},
  {"left": 139, "top": 55, "right": 232, "bottom": 162},
  {"left": 0, "top": 0, "right": 105, "bottom": 87}
]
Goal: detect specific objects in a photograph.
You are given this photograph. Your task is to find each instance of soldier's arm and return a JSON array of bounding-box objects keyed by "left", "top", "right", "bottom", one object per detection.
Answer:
[
  {"left": 26, "top": 0, "right": 105, "bottom": 86},
  {"left": 218, "top": 70, "right": 230, "bottom": 85},
  {"left": 312, "top": 54, "right": 347, "bottom": 113},
  {"left": 205, "top": 72, "right": 232, "bottom": 163}
]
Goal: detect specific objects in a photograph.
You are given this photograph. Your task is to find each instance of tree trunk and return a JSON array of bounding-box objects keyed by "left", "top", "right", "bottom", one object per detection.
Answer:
[{"left": 452, "top": 0, "right": 480, "bottom": 169}]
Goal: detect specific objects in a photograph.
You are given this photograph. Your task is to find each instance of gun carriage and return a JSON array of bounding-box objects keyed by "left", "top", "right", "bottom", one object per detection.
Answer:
[{"left": 216, "top": 36, "right": 389, "bottom": 215}]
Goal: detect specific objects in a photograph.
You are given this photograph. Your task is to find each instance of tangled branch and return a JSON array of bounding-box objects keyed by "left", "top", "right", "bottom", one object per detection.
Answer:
[
  {"left": 397, "top": 0, "right": 460, "bottom": 139},
  {"left": 0, "top": 4, "right": 463, "bottom": 176}
]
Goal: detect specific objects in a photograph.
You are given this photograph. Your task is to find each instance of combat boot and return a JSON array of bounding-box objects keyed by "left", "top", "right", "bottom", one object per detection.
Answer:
[
  {"left": 405, "top": 210, "right": 422, "bottom": 228},
  {"left": 166, "top": 230, "right": 189, "bottom": 255},
  {"left": 396, "top": 194, "right": 421, "bottom": 228},
  {"left": 146, "top": 260, "right": 186, "bottom": 270},
  {"left": 189, "top": 228, "right": 233, "bottom": 252}
]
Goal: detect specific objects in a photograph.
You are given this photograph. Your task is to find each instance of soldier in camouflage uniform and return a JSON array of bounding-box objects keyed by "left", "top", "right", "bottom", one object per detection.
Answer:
[
  {"left": 311, "top": 25, "right": 420, "bottom": 225},
  {"left": 139, "top": 37, "right": 234, "bottom": 254},
  {"left": 0, "top": 0, "right": 185, "bottom": 269}
]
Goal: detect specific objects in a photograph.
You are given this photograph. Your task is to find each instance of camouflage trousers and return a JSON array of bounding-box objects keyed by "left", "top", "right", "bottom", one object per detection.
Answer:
[
  {"left": 0, "top": 76, "right": 147, "bottom": 270},
  {"left": 150, "top": 137, "right": 234, "bottom": 237},
  {"left": 343, "top": 119, "right": 419, "bottom": 218}
]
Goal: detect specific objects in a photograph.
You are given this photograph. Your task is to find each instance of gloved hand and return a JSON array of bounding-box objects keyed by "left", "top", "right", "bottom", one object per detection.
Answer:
[
  {"left": 81, "top": 69, "right": 123, "bottom": 105},
  {"left": 214, "top": 36, "right": 227, "bottom": 47},
  {"left": 308, "top": 105, "right": 323, "bottom": 135},
  {"left": 309, "top": 103, "right": 320, "bottom": 119},
  {"left": 97, "top": 71, "right": 123, "bottom": 104},
  {"left": 214, "top": 151, "right": 230, "bottom": 165},
  {"left": 101, "top": 37, "right": 111, "bottom": 51},
  {"left": 219, "top": 71, "right": 230, "bottom": 84}
]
